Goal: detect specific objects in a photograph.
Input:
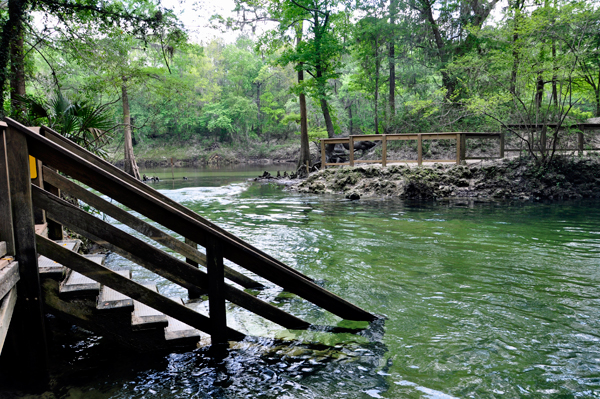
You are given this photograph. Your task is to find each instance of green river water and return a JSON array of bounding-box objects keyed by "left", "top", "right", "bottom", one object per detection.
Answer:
[{"left": 24, "top": 166, "right": 600, "bottom": 398}]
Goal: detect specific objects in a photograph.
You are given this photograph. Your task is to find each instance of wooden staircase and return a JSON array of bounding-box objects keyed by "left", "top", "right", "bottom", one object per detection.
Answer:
[
  {"left": 38, "top": 237, "right": 211, "bottom": 352},
  {"left": 0, "top": 118, "right": 379, "bottom": 388}
]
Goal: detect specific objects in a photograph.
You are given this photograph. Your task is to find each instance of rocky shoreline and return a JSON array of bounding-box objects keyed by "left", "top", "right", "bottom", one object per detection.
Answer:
[{"left": 289, "top": 156, "right": 600, "bottom": 201}]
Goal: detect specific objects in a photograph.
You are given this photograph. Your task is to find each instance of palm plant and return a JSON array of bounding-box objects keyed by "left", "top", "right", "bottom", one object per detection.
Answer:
[{"left": 16, "top": 90, "right": 116, "bottom": 157}]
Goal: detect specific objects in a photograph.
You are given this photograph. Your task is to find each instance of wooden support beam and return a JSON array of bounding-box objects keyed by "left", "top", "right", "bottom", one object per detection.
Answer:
[
  {"left": 43, "top": 167, "right": 63, "bottom": 240},
  {"left": 348, "top": 136, "right": 354, "bottom": 166},
  {"left": 206, "top": 237, "right": 227, "bottom": 346},
  {"left": 5, "top": 125, "right": 49, "bottom": 388},
  {"left": 32, "top": 186, "right": 312, "bottom": 330},
  {"left": 0, "top": 286, "right": 17, "bottom": 355},
  {"left": 500, "top": 133, "right": 505, "bottom": 158},
  {"left": 185, "top": 238, "right": 203, "bottom": 299},
  {"left": 5, "top": 119, "right": 377, "bottom": 322},
  {"left": 578, "top": 132, "right": 584, "bottom": 155},
  {"left": 417, "top": 134, "right": 423, "bottom": 166},
  {"left": 42, "top": 167, "right": 262, "bottom": 290},
  {"left": 36, "top": 235, "right": 245, "bottom": 341},
  {"left": 320, "top": 140, "right": 326, "bottom": 170},
  {"left": 382, "top": 135, "right": 387, "bottom": 167},
  {"left": 0, "top": 128, "right": 14, "bottom": 256}
]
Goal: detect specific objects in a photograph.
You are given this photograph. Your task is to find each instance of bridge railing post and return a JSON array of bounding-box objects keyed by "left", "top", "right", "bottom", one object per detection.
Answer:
[
  {"left": 382, "top": 135, "right": 387, "bottom": 167},
  {"left": 2, "top": 123, "right": 49, "bottom": 390},
  {"left": 349, "top": 136, "right": 355, "bottom": 166}
]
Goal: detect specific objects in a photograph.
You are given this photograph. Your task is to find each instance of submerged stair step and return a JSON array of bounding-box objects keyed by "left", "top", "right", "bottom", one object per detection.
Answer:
[
  {"left": 38, "top": 240, "right": 82, "bottom": 277},
  {"left": 164, "top": 298, "right": 211, "bottom": 347},
  {"left": 131, "top": 284, "right": 168, "bottom": 331},
  {"left": 97, "top": 270, "right": 133, "bottom": 310},
  {"left": 59, "top": 254, "right": 105, "bottom": 297}
]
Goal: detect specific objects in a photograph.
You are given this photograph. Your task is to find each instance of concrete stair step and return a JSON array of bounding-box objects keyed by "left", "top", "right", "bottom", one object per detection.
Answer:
[
  {"left": 164, "top": 297, "right": 211, "bottom": 348},
  {"left": 131, "top": 284, "right": 168, "bottom": 331},
  {"left": 38, "top": 239, "right": 82, "bottom": 278},
  {"left": 97, "top": 270, "right": 133, "bottom": 311},
  {"left": 59, "top": 254, "right": 105, "bottom": 298}
]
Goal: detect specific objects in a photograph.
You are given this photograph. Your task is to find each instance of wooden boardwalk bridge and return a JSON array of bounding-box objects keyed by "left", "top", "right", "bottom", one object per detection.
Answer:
[{"left": 0, "top": 118, "right": 378, "bottom": 391}]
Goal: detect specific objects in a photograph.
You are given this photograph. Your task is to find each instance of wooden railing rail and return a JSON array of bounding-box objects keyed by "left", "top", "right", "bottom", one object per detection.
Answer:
[
  {"left": 320, "top": 132, "right": 504, "bottom": 168},
  {"left": 32, "top": 185, "right": 312, "bottom": 330},
  {"left": 3, "top": 119, "right": 376, "bottom": 322},
  {"left": 35, "top": 235, "right": 245, "bottom": 341},
  {"left": 38, "top": 125, "right": 309, "bottom": 282},
  {"left": 42, "top": 166, "right": 262, "bottom": 290}
]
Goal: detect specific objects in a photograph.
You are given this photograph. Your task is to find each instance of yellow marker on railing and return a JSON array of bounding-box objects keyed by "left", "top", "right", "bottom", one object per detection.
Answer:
[{"left": 29, "top": 155, "right": 37, "bottom": 179}]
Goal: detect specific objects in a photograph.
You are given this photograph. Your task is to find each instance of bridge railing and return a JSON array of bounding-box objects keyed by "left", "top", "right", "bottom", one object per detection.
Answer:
[{"left": 320, "top": 132, "right": 504, "bottom": 168}]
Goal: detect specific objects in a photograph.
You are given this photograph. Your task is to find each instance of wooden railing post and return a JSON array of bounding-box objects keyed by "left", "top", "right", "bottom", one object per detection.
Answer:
[
  {"left": 348, "top": 136, "right": 355, "bottom": 166},
  {"left": 417, "top": 134, "right": 423, "bottom": 166},
  {"left": 185, "top": 237, "right": 203, "bottom": 299},
  {"left": 459, "top": 133, "right": 466, "bottom": 164},
  {"left": 320, "top": 140, "right": 326, "bottom": 169},
  {"left": 500, "top": 133, "right": 505, "bottom": 159},
  {"left": 382, "top": 135, "right": 387, "bottom": 167},
  {"left": 3, "top": 125, "right": 49, "bottom": 389},
  {"left": 578, "top": 132, "right": 584, "bottom": 156},
  {"left": 0, "top": 122, "right": 15, "bottom": 256},
  {"left": 206, "top": 237, "right": 227, "bottom": 348}
]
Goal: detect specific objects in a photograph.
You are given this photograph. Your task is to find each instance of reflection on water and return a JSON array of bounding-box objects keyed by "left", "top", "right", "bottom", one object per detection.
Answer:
[{"left": 12, "top": 166, "right": 600, "bottom": 398}]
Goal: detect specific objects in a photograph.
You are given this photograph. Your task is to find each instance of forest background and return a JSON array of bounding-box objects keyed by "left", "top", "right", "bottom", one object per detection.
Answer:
[{"left": 1, "top": 0, "right": 599, "bottom": 176}]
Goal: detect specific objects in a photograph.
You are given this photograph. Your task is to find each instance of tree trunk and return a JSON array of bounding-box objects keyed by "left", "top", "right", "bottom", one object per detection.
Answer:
[
  {"left": 121, "top": 78, "right": 140, "bottom": 180},
  {"left": 9, "top": 11, "right": 26, "bottom": 118},
  {"left": 296, "top": 23, "right": 311, "bottom": 169},
  {"left": 509, "top": 1, "right": 522, "bottom": 95},
  {"left": 374, "top": 40, "right": 380, "bottom": 135},
  {"left": 319, "top": 98, "right": 335, "bottom": 138},
  {"left": 388, "top": 0, "right": 397, "bottom": 122},
  {"left": 348, "top": 103, "right": 353, "bottom": 135}
]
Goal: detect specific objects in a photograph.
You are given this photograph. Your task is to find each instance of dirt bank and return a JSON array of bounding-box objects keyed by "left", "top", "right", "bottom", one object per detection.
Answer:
[{"left": 290, "top": 156, "right": 600, "bottom": 201}]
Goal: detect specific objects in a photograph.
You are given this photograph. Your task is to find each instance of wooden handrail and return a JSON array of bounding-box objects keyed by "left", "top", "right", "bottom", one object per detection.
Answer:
[
  {"left": 42, "top": 166, "right": 263, "bottom": 290},
  {"left": 36, "top": 235, "right": 246, "bottom": 340},
  {"left": 1, "top": 118, "right": 375, "bottom": 322},
  {"left": 32, "top": 185, "right": 313, "bottom": 330},
  {"left": 38, "top": 125, "right": 310, "bottom": 282}
]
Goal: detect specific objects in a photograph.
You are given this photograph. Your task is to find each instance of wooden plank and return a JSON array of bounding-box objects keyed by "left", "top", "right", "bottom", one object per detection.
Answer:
[
  {"left": 0, "top": 286, "right": 17, "bottom": 355},
  {"left": 320, "top": 138, "right": 350, "bottom": 144},
  {"left": 8, "top": 120, "right": 378, "bottom": 323},
  {"left": 42, "top": 167, "right": 262, "bottom": 290},
  {"left": 36, "top": 235, "right": 245, "bottom": 340},
  {"left": 320, "top": 140, "right": 326, "bottom": 170},
  {"left": 348, "top": 136, "right": 355, "bottom": 166},
  {"left": 0, "top": 242, "right": 6, "bottom": 258},
  {"left": 0, "top": 129, "right": 14, "bottom": 256},
  {"left": 32, "top": 186, "right": 313, "bottom": 330},
  {"left": 382, "top": 135, "right": 387, "bottom": 167},
  {"left": 206, "top": 237, "right": 227, "bottom": 346},
  {"left": 349, "top": 135, "right": 384, "bottom": 141},
  {"left": 0, "top": 261, "right": 19, "bottom": 302},
  {"left": 97, "top": 269, "right": 134, "bottom": 310},
  {"left": 417, "top": 134, "right": 423, "bottom": 166},
  {"left": 132, "top": 284, "right": 168, "bottom": 330},
  {"left": 35, "top": 223, "right": 48, "bottom": 237},
  {"left": 35, "top": 123, "right": 313, "bottom": 286},
  {"left": 5, "top": 124, "right": 49, "bottom": 386}
]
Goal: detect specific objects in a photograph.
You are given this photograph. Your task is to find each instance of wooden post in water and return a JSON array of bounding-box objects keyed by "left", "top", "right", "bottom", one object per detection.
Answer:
[
  {"left": 0, "top": 123, "right": 15, "bottom": 255},
  {"left": 320, "top": 140, "right": 326, "bottom": 169},
  {"left": 3, "top": 124, "right": 49, "bottom": 389},
  {"left": 417, "top": 134, "right": 423, "bottom": 166},
  {"left": 382, "top": 135, "right": 387, "bottom": 167},
  {"left": 349, "top": 136, "right": 355, "bottom": 166},
  {"left": 185, "top": 238, "right": 203, "bottom": 299},
  {"left": 206, "top": 237, "right": 227, "bottom": 348},
  {"left": 171, "top": 157, "right": 175, "bottom": 180}
]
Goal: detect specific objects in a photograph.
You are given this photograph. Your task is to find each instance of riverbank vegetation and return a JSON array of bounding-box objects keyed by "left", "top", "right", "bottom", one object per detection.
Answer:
[{"left": 1, "top": 0, "right": 599, "bottom": 172}]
